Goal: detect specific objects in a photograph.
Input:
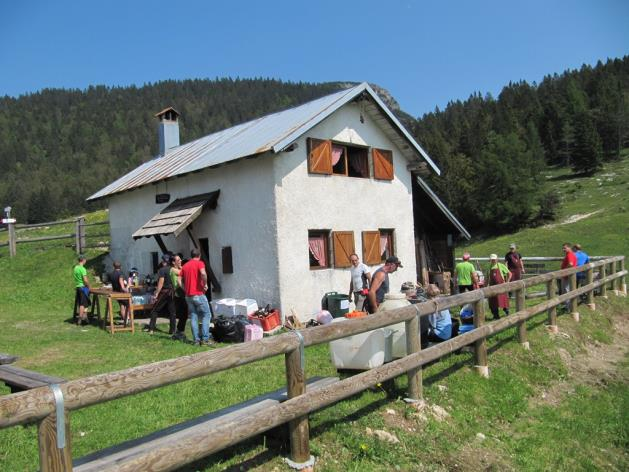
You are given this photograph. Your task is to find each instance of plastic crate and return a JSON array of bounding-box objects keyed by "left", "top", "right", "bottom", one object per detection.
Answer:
[{"left": 248, "top": 310, "right": 281, "bottom": 332}]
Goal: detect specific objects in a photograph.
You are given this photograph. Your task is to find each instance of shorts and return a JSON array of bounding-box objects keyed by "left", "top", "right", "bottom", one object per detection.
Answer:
[{"left": 75, "top": 287, "right": 91, "bottom": 308}]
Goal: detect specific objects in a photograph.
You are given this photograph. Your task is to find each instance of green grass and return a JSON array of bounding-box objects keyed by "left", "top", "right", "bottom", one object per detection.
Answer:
[{"left": 1, "top": 161, "right": 628, "bottom": 470}]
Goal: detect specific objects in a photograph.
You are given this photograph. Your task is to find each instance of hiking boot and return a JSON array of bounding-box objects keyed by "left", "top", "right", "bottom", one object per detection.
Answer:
[{"left": 193, "top": 340, "right": 201, "bottom": 346}]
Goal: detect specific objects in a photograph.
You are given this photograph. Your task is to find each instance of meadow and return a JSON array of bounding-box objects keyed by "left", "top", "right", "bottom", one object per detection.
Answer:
[{"left": 0, "top": 155, "right": 627, "bottom": 470}]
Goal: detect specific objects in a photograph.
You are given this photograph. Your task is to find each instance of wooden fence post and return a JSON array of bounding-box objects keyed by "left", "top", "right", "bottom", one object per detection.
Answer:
[
  {"left": 611, "top": 260, "right": 620, "bottom": 294},
  {"left": 75, "top": 217, "right": 85, "bottom": 255},
  {"left": 8, "top": 222, "right": 16, "bottom": 257},
  {"left": 621, "top": 257, "right": 627, "bottom": 296},
  {"left": 600, "top": 263, "right": 607, "bottom": 299},
  {"left": 38, "top": 404, "right": 72, "bottom": 471},
  {"left": 586, "top": 266, "right": 595, "bottom": 310},
  {"left": 516, "top": 285, "right": 529, "bottom": 349},
  {"left": 405, "top": 313, "right": 422, "bottom": 400},
  {"left": 473, "top": 298, "right": 488, "bottom": 378},
  {"left": 569, "top": 272, "right": 579, "bottom": 322},
  {"left": 546, "top": 279, "right": 558, "bottom": 334},
  {"left": 284, "top": 336, "right": 310, "bottom": 466}
]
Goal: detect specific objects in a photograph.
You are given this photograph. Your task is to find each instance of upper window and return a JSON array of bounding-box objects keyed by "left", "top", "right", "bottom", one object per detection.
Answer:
[
  {"left": 308, "top": 230, "right": 330, "bottom": 269},
  {"left": 308, "top": 138, "right": 369, "bottom": 178}
]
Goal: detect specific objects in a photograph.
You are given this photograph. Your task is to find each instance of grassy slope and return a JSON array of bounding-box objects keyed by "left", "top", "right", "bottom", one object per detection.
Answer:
[{"left": 0, "top": 158, "right": 628, "bottom": 471}]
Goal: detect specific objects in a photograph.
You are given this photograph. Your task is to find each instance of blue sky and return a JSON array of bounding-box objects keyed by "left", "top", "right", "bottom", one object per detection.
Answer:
[{"left": 1, "top": 0, "right": 627, "bottom": 117}]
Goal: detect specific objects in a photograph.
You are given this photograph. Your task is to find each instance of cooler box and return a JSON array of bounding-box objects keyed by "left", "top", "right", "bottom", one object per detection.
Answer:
[
  {"left": 323, "top": 292, "right": 350, "bottom": 318},
  {"left": 244, "top": 324, "right": 263, "bottom": 341},
  {"left": 235, "top": 299, "right": 258, "bottom": 317},
  {"left": 329, "top": 319, "right": 391, "bottom": 370},
  {"left": 211, "top": 298, "right": 237, "bottom": 317}
]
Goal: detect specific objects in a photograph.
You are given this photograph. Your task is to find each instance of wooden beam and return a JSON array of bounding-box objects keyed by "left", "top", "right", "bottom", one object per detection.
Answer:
[{"left": 153, "top": 235, "right": 169, "bottom": 255}]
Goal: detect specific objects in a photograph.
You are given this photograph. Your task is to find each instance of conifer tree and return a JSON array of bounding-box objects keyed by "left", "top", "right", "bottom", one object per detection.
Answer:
[{"left": 571, "top": 111, "right": 603, "bottom": 175}]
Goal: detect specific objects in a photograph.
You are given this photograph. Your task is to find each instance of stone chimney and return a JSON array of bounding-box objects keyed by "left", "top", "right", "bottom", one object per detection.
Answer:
[{"left": 155, "top": 107, "right": 180, "bottom": 156}]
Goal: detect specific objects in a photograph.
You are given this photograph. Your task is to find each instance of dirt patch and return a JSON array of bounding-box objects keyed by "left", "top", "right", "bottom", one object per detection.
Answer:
[
  {"left": 447, "top": 443, "right": 515, "bottom": 472},
  {"left": 543, "top": 210, "right": 602, "bottom": 228},
  {"left": 21, "top": 347, "right": 67, "bottom": 368},
  {"left": 532, "top": 308, "right": 629, "bottom": 407}
]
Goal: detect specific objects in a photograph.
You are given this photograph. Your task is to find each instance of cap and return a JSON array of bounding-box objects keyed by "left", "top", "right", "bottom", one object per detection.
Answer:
[
  {"left": 462, "top": 252, "right": 471, "bottom": 261},
  {"left": 386, "top": 256, "right": 403, "bottom": 267},
  {"left": 490, "top": 253, "right": 498, "bottom": 260},
  {"left": 509, "top": 243, "right": 516, "bottom": 249}
]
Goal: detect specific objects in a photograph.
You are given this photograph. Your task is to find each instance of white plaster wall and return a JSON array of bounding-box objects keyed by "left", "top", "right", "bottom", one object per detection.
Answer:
[
  {"left": 107, "top": 155, "right": 280, "bottom": 306},
  {"left": 273, "top": 103, "right": 418, "bottom": 319}
]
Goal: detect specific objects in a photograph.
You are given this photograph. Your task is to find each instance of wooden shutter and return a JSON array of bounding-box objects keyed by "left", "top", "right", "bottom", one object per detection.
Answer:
[
  {"left": 308, "top": 138, "right": 332, "bottom": 174},
  {"left": 362, "top": 231, "right": 381, "bottom": 265},
  {"left": 332, "top": 231, "right": 355, "bottom": 268},
  {"left": 222, "top": 246, "right": 233, "bottom": 274},
  {"left": 373, "top": 148, "right": 393, "bottom": 180}
]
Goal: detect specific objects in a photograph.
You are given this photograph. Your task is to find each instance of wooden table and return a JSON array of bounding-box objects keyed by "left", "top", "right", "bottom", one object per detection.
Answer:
[{"left": 89, "top": 288, "right": 138, "bottom": 334}]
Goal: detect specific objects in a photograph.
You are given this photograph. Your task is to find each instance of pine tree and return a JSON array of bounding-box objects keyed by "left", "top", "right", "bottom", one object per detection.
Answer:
[{"left": 571, "top": 112, "right": 603, "bottom": 175}]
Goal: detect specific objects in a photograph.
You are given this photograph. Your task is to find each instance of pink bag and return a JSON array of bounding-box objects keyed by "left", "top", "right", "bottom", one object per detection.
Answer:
[{"left": 244, "top": 324, "right": 263, "bottom": 341}]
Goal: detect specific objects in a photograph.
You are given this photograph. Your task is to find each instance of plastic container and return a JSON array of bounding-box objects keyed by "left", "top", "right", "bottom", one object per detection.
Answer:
[
  {"left": 316, "top": 310, "right": 333, "bottom": 325},
  {"left": 323, "top": 292, "right": 350, "bottom": 318},
  {"left": 248, "top": 310, "right": 281, "bottom": 332},
  {"left": 235, "top": 299, "right": 258, "bottom": 317},
  {"left": 345, "top": 311, "right": 367, "bottom": 319},
  {"left": 329, "top": 319, "right": 391, "bottom": 370},
  {"left": 244, "top": 324, "right": 263, "bottom": 341},
  {"left": 211, "top": 298, "right": 237, "bottom": 317},
  {"left": 377, "top": 293, "right": 411, "bottom": 359}
]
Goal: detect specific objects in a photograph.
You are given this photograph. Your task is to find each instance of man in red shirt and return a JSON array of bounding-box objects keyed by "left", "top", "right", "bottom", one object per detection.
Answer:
[
  {"left": 181, "top": 249, "right": 213, "bottom": 346},
  {"left": 560, "top": 243, "right": 577, "bottom": 311}
]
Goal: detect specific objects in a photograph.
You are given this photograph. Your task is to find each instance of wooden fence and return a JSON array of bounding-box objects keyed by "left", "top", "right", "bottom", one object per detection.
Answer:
[
  {"left": 0, "top": 256, "right": 626, "bottom": 471},
  {"left": 0, "top": 217, "right": 109, "bottom": 257}
]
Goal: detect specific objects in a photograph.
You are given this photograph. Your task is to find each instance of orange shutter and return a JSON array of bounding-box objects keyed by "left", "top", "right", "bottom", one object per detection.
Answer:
[
  {"left": 308, "top": 138, "right": 332, "bottom": 174},
  {"left": 333, "top": 231, "right": 355, "bottom": 268},
  {"left": 373, "top": 148, "right": 393, "bottom": 180},
  {"left": 362, "top": 231, "right": 381, "bottom": 265}
]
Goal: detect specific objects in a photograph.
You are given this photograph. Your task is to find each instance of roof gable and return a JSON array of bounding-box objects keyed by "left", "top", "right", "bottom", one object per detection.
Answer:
[{"left": 88, "top": 82, "right": 440, "bottom": 201}]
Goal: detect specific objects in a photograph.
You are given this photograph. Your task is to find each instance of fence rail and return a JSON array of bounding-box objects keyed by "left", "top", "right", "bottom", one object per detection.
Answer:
[
  {"left": 0, "top": 217, "right": 109, "bottom": 257},
  {"left": 0, "top": 256, "right": 626, "bottom": 471}
]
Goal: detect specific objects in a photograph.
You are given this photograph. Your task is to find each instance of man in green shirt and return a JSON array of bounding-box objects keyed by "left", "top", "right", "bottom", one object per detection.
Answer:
[
  {"left": 73, "top": 255, "right": 91, "bottom": 326},
  {"left": 454, "top": 252, "right": 478, "bottom": 293}
]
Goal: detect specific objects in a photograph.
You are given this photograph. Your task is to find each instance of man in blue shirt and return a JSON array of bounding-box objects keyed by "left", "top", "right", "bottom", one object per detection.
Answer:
[{"left": 573, "top": 243, "right": 590, "bottom": 287}]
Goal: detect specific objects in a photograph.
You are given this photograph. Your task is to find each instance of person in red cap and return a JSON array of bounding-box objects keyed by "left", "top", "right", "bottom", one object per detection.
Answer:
[{"left": 454, "top": 252, "right": 478, "bottom": 293}]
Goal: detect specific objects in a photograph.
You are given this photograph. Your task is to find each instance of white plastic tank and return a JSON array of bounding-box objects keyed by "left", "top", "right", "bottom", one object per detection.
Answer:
[
  {"left": 377, "top": 292, "right": 411, "bottom": 358},
  {"left": 329, "top": 318, "right": 392, "bottom": 370}
]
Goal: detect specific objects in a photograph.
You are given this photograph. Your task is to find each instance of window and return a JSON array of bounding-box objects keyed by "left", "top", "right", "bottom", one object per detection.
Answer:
[
  {"left": 379, "top": 229, "right": 395, "bottom": 261},
  {"left": 362, "top": 231, "right": 381, "bottom": 265},
  {"left": 151, "top": 252, "right": 159, "bottom": 274},
  {"left": 308, "top": 230, "right": 330, "bottom": 269},
  {"left": 332, "top": 231, "right": 355, "bottom": 268},
  {"left": 222, "top": 246, "right": 233, "bottom": 274},
  {"left": 373, "top": 148, "right": 394, "bottom": 180},
  {"left": 308, "top": 138, "right": 369, "bottom": 178}
]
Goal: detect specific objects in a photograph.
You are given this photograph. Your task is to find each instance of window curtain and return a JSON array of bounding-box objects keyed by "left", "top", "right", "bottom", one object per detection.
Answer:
[
  {"left": 309, "top": 237, "right": 326, "bottom": 267},
  {"left": 349, "top": 154, "right": 368, "bottom": 177},
  {"left": 331, "top": 145, "right": 344, "bottom": 166},
  {"left": 380, "top": 234, "right": 388, "bottom": 256}
]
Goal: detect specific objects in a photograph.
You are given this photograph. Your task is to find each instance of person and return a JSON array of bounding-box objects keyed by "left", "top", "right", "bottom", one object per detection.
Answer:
[
  {"left": 348, "top": 253, "right": 371, "bottom": 312},
  {"left": 170, "top": 254, "right": 188, "bottom": 340},
  {"left": 458, "top": 304, "right": 475, "bottom": 334},
  {"left": 365, "top": 256, "right": 402, "bottom": 314},
  {"left": 425, "top": 284, "right": 452, "bottom": 344},
  {"left": 109, "top": 261, "right": 130, "bottom": 326},
  {"left": 487, "top": 254, "right": 511, "bottom": 320},
  {"left": 73, "top": 255, "right": 91, "bottom": 326},
  {"left": 454, "top": 253, "right": 478, "bottom": 293},
  {"left": 181, "top": 249, "right": 213, "bottom": 346},
  {"left": 504, "top": 243, "right": 525, "bottom": 281},
  {"left": 560, "top": 242, "right": 577, "bottom": 310},
  {"left": 146, "top": 255, "right": 176, "bottom": 335},
  {"left": 573, "top": 243, "right": 590, "bottom": 288}
]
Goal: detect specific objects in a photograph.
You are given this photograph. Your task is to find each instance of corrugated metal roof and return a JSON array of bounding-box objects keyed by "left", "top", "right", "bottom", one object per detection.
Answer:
[{"left": 88, "top": 82, "right": 440, "bottom": 201}]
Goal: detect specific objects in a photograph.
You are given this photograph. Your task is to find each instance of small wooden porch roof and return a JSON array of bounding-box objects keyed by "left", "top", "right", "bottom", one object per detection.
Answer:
[{"left": 132, "top": 191, "right": 220, "bottom": 240}]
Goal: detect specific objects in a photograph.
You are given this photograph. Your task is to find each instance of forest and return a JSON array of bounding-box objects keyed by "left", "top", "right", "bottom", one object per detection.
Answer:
[{"left": 0, "top": 57, "right": 627, "bottom": 232}]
